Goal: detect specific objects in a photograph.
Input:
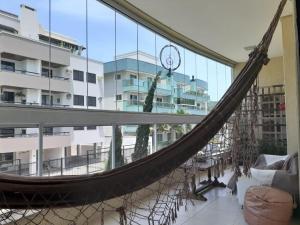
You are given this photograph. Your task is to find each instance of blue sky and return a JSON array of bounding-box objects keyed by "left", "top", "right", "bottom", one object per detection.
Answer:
[{"left": 0, "top": 0, "right": 232, "bottom": 101}]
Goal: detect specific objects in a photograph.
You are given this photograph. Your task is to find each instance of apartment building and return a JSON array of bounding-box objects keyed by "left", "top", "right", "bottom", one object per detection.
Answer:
[
  {"left": 0, "top": 5, "right": 105, "bottom": 172},
  {"left": 103, "top": 51, "right": 209, "bottom": 146},
  {"left": 104, "top": 52, "right": 209, "bottom": 114}
]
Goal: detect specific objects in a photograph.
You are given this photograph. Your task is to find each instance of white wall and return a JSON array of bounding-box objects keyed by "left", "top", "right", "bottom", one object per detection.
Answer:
[
  {"left": 19, "top": 5, "right": 39, "bottom": 40},
  {"left": 0, "top": 12, "right": 19, "bottom": 33},
  {"left": 69, "top": 55, "right": 103, "bottom": 109},
  {"left": 116, "top": 51, "right": 158, "bottom": 65}
]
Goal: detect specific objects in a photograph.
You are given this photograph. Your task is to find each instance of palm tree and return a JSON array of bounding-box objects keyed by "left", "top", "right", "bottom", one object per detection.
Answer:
[
  {"left": 106, "top": 125, "right": 125, "bottom": 170},
  {"left": 132, "top": 71, "right": 161, "bottom": 161}
]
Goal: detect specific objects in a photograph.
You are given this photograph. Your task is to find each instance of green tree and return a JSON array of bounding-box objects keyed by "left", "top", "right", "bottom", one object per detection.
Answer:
[
  {"left": 106, "top": 125, "right": 125, "bottom": 170},
  {"left": 132, "top": 71, "right": 161, "bottom": 161}
]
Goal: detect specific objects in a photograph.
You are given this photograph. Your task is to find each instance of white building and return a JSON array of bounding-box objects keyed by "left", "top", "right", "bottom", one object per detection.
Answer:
[{"left": 0, "top": 5, "right": 105, "bottom": 173}]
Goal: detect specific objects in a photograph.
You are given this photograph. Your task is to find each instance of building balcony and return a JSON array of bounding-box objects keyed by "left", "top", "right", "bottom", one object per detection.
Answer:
[
  {"left": 122, "top": 79, "right": 148, "bottom": 92},
  {"left": 177, "top": 104, "right": 207, "bottom": 115},
  {"left": 0, "top": 132, "right": 71, "bottom": 153},
  {"left": 122, "top": 79, "right": 172, "bottom": 96},
  {"left": 0, "top": 69, "right": 71, "bottom": 93},
  {"left": 0, "top": 31, "right": 70, "bottom": 66},
  {"left": 123, "top": 100, "right": 175, "bottom": 113},
  {"left": 177, "top": 89, "right": 210, "bottom": 101}
]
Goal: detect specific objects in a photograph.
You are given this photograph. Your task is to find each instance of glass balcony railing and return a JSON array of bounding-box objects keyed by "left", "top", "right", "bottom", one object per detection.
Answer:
[
  {"left": 122, "top": 79, "right": 148, "bottom": 92},
  {"left": 122, "top": 79, "right": 172, "bottom": 95},
  {"left": 123, "top": 100, "right": 175, "bottom": 113},
  {"left": 176, "top": 89, "right": 210, "bottom": 101},
  {"left": 177, "top": 104, "right": 207, "bottom": 115},
  {"left": 0, "top": 131, "right": 70, "bottom": 138},
  {"left": 0, "top": 67, "right": 69, "bottom": 81}
]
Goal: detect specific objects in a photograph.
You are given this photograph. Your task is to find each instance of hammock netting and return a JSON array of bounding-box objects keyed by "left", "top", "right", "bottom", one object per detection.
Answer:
[{"left": 0, "top": 0, "right": 287, "bottom": 224}]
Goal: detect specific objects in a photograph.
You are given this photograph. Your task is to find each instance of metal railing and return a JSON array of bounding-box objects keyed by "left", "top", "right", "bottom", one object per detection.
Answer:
[
  {"left": 0, "top": 98, "right": 70, "bottom": 108},
  {"left": 125, "top": 100, "right": 175, "bottom": 108},
  {"left": 0, "top": 144, "right": 146, "bottom": 176},
  {"left": 0, "top": 131, "right": 70, "bottom": 138},
  {"left": 0, "top": 67, "right": 69, "bottom": 81}
]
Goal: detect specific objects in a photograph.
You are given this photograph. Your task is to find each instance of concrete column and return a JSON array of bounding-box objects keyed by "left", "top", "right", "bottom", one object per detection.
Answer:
[
  {"left": 29, "top": 149, "right": 37, "bottom": 175},
  {"left": 171, "top": 129, "right": 176, "bottom": 143},
  {"left": 111, "top": 125, "right": 116, "bottom": 169},
  {"left": 76, "top": 144, "right": 80, "bottom": 155},
  {"left": 153, "top": 124, "right": 157, "bottom": 153},
  {"left": 281, "top": 15, "right": 299, "bottom": 155},
  {"left": 25, "top": 89, "right": 41, "bottom": 105},
  {"left": 37, "top": 123, "right": 43, "bottom": 176},
  {"left": 281, "top": 13, "right": 300, "bottom": 201}
]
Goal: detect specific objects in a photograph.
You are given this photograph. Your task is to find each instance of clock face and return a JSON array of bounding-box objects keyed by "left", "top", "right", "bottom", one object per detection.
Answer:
[{"left": 160, "top": 44, "right": 181, "bottom": 73}]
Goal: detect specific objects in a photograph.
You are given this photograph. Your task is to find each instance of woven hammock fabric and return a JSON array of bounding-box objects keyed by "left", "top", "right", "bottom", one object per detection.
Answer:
[{"left": 0, "top": 0, "right": 287, "bottom": 209}]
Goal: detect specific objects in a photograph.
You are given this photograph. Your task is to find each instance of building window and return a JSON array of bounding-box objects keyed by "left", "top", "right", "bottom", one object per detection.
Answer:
[
  {"left": 116, "top": 95, "right": 122, "bottom": 100},
  {"left": 1, "top": 91, "right": 15, "bottom": 103},
  {"left": 87, "top": 96, "right": 96, "bottom": 106},
  {"left": 157, "top": 134, "right": 163, "bottom": 142},
  {"left": 87, "top": 126, "right": 97, "bottom": 130},
  {"left": 42, "top": 68, "right": 53, "bottom": 78},
  {"left": 43, "top": 127, "right": 53, "bottom": 135},
  {"left": 42, "top": 95, "right": 53, "bottom": 106},
  {"left": 130, "top": 95, "right": 138, "bottom": 104},
  {"left": 130, "top": 74, "right": 137, "bottom": 79},
  {"left": 115, "top": 74, "right": 121, "bottom": 80},
  {"left": 87, "top": 73, "right": 96, "bottom": 83},
  {"left": 74, "top": 126, "right": 84, "bottom": 130},
  {"left": 156, "top": 97, "right": 163, "bottom": 102},
  {"left": 73, "top": 95, "right": 84, "bottom": 106},
  {"left": 73, "top": 70, "right": 84, "bottom": 81},
  {"left": 0, "top": 128, "right": 14, "bottom": 138},
  {"left": 1, "top": 61, "right": 15, "bottom": 72},
  {"left": 0, "top": 153, "right": 13, "bottom": 161},
  {"left": 167, "top": 133, "right": 171, "bottom": 141}
]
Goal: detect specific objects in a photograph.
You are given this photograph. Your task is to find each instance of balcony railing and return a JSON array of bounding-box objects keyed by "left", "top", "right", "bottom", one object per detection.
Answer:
[
  {"left": 176, "top": 89, "right": 210, "bottom": 101},
  {"left": 0, "top": 99, "right": 39, "bottom": 106},
  {"left": 0, "top": 131, "right": 70, "bottom": 138},
  {"left": 122, "top": 79, "right": 172, "bottom": 95},
  {"left": 0, "top": 144, "right": 149, "bottom": 176},
  {"left": 123, "top": 100, "right": 175, "bottom": 113},
  {"left": 177, "top": 104, "right": 207, "bottom": 115},
  {"left": 0, "top": 67, "right": 69, "bottom": 80},
  {"left": 0, "top": 99, "right": 70, "bottom": 108}
]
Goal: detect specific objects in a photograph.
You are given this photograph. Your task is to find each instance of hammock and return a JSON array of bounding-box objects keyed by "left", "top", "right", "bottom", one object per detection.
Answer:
[{"left": 0, "top": 0, "right": 287, "bottom": 209}]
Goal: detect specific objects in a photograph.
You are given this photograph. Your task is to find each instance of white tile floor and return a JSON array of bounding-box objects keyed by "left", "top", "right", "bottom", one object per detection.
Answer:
[
  {"left": 173, "top": 172, "right": 300, "bottom": 225},
  {"left": 173, "top": 175, "right": 247, "bottom": 225},
  {"left": 98, "top": 170, "right": 300, "bottom": 225}
]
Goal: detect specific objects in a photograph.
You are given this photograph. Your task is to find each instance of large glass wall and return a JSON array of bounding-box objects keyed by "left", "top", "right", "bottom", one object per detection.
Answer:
[{"left": 0, "top": 0, "right": 233, "bottom": 174}]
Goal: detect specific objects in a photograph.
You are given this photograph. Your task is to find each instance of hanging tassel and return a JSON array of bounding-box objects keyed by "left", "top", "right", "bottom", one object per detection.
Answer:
[
  {"left": 101, "top": 208, "right": 104, "bottom": 225},
  {"left": 174, "top": 206, "right": 177, "bottom": 218},
  {"left": 212, "top": 160, "right": 216, "bottom": 178},
  {"left": 123, "top": 210, "right": 127, "bottom": 225},
  {"left": 171, "top": 209, "right": 175, "bottom": 222},
  {"left": 221, "top": 158, "right": 225, "bottom": 177},
  {"left": 217, "top": 159, "right": 220, "bottom": 178},
  {"left": 117, "top": 207, "right": 126, "bottom": 225}
]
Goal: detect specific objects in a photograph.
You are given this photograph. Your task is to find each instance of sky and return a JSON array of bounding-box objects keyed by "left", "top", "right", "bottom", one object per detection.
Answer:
[{"left": 0, "top": 0, "right": 232, "bottom": 101}]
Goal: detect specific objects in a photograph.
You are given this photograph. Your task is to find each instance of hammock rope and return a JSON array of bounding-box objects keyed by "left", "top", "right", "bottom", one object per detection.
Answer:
[{"left": 0, "top": 0, "right": 287, "bottom": 215}]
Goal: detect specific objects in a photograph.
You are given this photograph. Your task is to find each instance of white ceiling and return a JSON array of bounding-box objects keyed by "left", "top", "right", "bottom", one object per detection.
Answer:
[{"left": 127, "top": 0, "right": 294, "bottom": 63}]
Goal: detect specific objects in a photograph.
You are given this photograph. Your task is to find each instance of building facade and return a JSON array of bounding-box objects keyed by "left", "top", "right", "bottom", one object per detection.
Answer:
[
  {"left": 0, "top": 5, "right": 105, "bottom": 172},
  {"left": 103, "top": 52, "right": 210, "bottom": 146},
  {"left": 0, "top": 4, "right": 211, "bottom": 173}
]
